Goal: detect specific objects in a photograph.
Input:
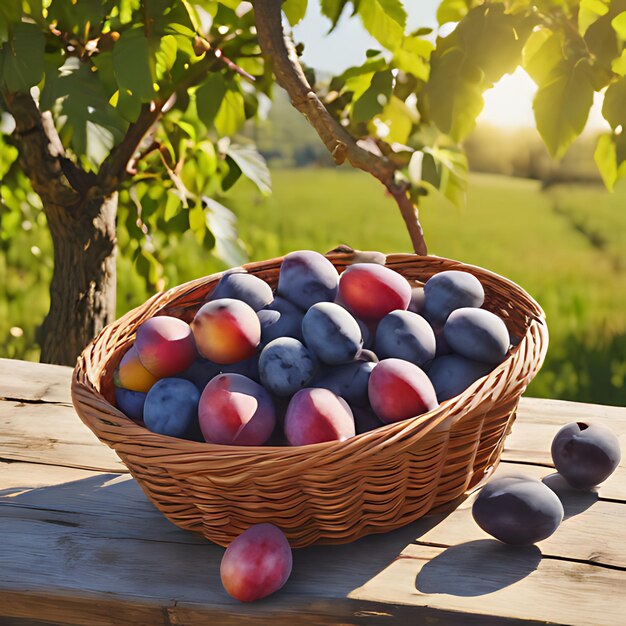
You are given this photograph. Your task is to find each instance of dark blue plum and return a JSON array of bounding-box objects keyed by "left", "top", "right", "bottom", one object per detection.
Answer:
[
  {"left": 302, "top": 302, "right": 363, "bottom": 365},
  {"left": 444, "top": 307, "right": 510, "bottom": 364},
  {"left": 115, "top": 387, "right": 146, "bottom": 423},
  {"left": 143, "top": 378, "right": 200, "bottom": 438},
  {"left": 277, "top": 250, "right": 339, "bottom": 309},
  {"left": 357, "top": 349, "right": 379, "bottom": 364},
  {"left": 220, "top": 354, "right": 261, "bottom": 382},
  {"left": 209, "top": 270, "right": 273, "bottom": 311},
  {"left": 179, "top": 358, "right": 221, "bottom": 392},
  {"left": 374, "top": 310, "right": 436, "bottom": 367},
  {"left": 551, "top": 422, "right": 621, "bottom": 490},
  {"left": 408, "top": 286, "right": 425, "bottom": 314},
  {"left": 427, "top": 354, "right": 493, "bottom": 402},
  {"left": 356, "top": 317, "right": 373, "bottom": 349},
  {"left": 352, "top": 405, "right": 385, "bottom": 434},
  {"left": 431, "top": 323, "right": 452, "bottom": 357},
  {"left": 259, "top": 337, "right": 317, "bottom": 397},
  {"left": 311, "top": 361, "right": 375, "bottom": 407},
  {"left": 423, "top": 270, "right": 485, "bottom": 324},
  {"left": 257, "top": 296, "right": 304, "bottom": 348},
  {"left": 472, "top": 475, "right": 564, "bottom": 545}
]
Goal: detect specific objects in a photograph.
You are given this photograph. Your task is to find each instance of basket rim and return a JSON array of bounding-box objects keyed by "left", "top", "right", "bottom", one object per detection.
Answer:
[{"left": 71, "top": 251, "right": 549, "bottom": 458}]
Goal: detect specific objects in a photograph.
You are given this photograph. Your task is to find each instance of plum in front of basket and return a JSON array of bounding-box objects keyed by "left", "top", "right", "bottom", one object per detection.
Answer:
[{"left": 114, "top": 251, "right": 517, "bottom": 441}]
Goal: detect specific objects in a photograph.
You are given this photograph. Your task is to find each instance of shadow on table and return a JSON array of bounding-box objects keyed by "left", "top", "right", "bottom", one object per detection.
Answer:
[
  {"left": 415, "top": 539, "right": 541, "bottom": 596},
  {"left": 542, "top": 473, "right": 599, "bottom": 520}
]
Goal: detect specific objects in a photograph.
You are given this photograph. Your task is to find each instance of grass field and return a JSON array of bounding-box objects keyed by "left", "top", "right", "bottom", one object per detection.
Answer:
[{"left": 1, "top": 169, "right": 625, "bottom": 405}]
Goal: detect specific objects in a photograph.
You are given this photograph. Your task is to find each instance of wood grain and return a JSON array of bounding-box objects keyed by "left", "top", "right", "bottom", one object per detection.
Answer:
[
  {"left": 351, "top": 543, "right": 625, "bottom": 626},
  {"left": 1, "top": 360, "right": 625, "bottom": 625},
  {"left": 0, "top": 359, "right": 71, "bottom": 404},
  {"left": 0, "top": 401, "right": 125, "bottom": 472}
]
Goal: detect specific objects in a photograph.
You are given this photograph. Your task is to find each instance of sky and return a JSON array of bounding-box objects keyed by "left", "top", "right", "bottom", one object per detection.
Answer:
[{"left": 293, "top": 0, "right": 608, "bottom": 131}]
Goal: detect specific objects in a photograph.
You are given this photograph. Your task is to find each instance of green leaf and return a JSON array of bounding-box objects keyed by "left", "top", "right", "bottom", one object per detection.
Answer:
[
  {"left": 523, "top": 29, "right": 562, "bottom": 86},
  {"left": 612, "top": 11, "right": 626, "bottom": 39},
  {"left": 579, "top": 0, "right": 610, "bottom": 34},
  {"left": 351, "top": 70, "right": 393, "bottom": 123},
  {"left": 221, "top": 155, "right": 242, "bottom": 192},
  {"left": 594, "top": 133, "right": 617, "bottom": 191},
  {"left": 188, "top": 203, "right": 207, "bottom": 244},
  {"left": 215, "top": 87, "right": 246, "bottom": 136},
  {"left": 424, "top": 4, "right": 533, "bottom": 142},
  {"left": 423, "top": 47, "right": 484, "bottom": 142},
  {"left": 204, "top": 197, "right": 247, "bottom": 267},
  {"left": 0, "top": 22, "right": 45, "bottom": 91},
  {"left": 283, "top": 0, "right": 308, "bottom": 26},
  {"left": 372, "top": 95, "right": 416, "bottom": 145},
  {"left": 436, "top": 0, "right": 471, "bottom": 26},
  {"left": 320, "top": 0, "right": 350, "bottom": 31},
  {"left": 612, "top": 50, "right": 626, "bottom": 75},
  {"left": 196, "top": 74, "right": 228, "bottom": 128},
  {"left": 226, "top": 143, "right": 271, "bottom": 195},
  {"left": 358, "top": 0, "right": 406, "bottom": 51},
  {"left": 411, "top": 145, "right": 468, "bottom": 209},
  {"left": 113, "top": 28, "right": 156, "bottom": 102},
  {"left": 112, "top": 88, "right": 143, "bottom": 123},
  {"left": 155, "top": 35, "right": 178, "bottom": 81},
  {"left": 602, "top": 76, "right": 626, "bottom": 129},
  {"left": 394, "top": 35, "right": 432, "bottom": 80},
  {"left": 0, "top": 1, "right": 21, "bottom": 45},
  {"left": 41, "top": 58, "right": 127, "bottom": 167},
  {"left": 533, "top": 59, "right": 595, "bottom": 159}
]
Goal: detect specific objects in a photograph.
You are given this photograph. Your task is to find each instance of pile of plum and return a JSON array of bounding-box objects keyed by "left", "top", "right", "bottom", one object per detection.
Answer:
[{"left": 114, "top": 250, "right": 511, "bottom": 444}]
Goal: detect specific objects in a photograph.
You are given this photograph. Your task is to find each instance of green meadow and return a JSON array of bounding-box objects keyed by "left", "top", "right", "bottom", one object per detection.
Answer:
[{"left": 2, "top": 169, "right": 625, "bottom": 405}]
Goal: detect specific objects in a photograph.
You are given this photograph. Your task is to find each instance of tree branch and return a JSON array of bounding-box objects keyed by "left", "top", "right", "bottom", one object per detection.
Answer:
[
  {"left": 98, "top": 48, "right": 253, "bottom": 194},
  {"left": 252, "top": 0, "right": 427, "bottom": 255},
  {"left": 2, "top": 90, "right": 86, "bottom": 209}
]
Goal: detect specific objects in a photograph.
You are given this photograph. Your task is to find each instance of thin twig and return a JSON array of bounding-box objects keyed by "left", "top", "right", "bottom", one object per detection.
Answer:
[{"left": 252, "top": 0, "right": 427, "bottom": 255}]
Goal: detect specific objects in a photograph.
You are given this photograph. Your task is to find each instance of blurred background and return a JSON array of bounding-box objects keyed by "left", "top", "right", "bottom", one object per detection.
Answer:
[{"left": 1, "top": 0, "right": 625, "bottom": 405}]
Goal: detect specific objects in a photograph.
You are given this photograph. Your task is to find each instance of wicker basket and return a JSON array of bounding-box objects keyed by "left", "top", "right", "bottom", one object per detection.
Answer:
[{"left": 71, "top": 252, "right": 548, "bottom": 548}]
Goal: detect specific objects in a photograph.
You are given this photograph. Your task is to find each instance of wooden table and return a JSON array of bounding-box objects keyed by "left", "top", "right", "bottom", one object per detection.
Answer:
[{"left": 1, "top": 358, "right": 625, "bottom": 626}]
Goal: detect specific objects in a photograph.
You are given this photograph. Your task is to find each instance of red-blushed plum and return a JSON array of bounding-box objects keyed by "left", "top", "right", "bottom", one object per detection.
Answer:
[
  {"left": 191, "top": 298, "right": 260, "bottom": 364},
  {"left": 143, "top": 378, "right": 200, "bottom": 438},
  {"left": 209, "top": 271, "right": 273, "bottom": 312},
  {"left": 427, "top": 354, "right": 493, "bottom": 402},
  {"left": 408, "top": 286, "right": 425, "bottom": 314},
  {"left": 199, "top": 373, "right": 276, "bottom": 446},
  {"left": 337, "top": 263, "right": 411, "bottom": 322},
  {"left": 284, "top": 388, "right": 355, "bottom": 446},
  {"left": 220, "top": 523, "right": 292, "bottom": 602},
  {"left": 135, "top": 316, "right": 196, "bottom": 378},
  {"left": 423, "top": 270, "right": 485, "bottom": 324},
  {"left": 114, "top": 387, "right": 146, "bottom": 423},
  {"left": 551, "top": 422, "right": 621, "bottom": 490},
  {"left": 259, "top": 337, "right": 317, "bottom": 397},
  {"left": 310, "top": 361, "right": 375, "bottom": 408},
  {"left": 352, "top": 405, "right": 385, "bottom": 434},
  {"left": 114, "top": 345, "right": 158, "bottom": 392},
  {"left": 302, "top": 302, "right": 363, "bottom": 365},
  {"left": 277, "top": 250, "right": 339, "bottom": 309},
  {"left": 472, "top": 475, "right": 564, "bottom": 545},
  {"left": 368, "top": 358, "right": 438, "bottom": 423},
  {"left": 374, "top": 310, "right": 436, "bottom": 367},
  {"left": 257, "top": 296, "right": 304, "bottom": 348},
  {"left": 443, "top": 307, "right": 510, "bottom": 364}
]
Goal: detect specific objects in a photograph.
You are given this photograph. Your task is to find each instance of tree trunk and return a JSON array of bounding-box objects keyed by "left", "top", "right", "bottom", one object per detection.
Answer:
[{"left": 39, "top": 192, "right": 118, "bottom": 365}]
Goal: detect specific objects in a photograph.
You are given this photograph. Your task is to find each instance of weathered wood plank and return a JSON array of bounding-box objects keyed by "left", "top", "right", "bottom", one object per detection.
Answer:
[
  {"left": 0, "top": 401, "right": 125, "bottom": 472},
  {"left": 0, "top": 359, "right": 72, "bottom": 405},
  {"left": 504, "top": 398, "right": 626, "bottom": 501},
  {"left": 2, "top": 459, "right": 625, "bottom": 626},
  {"left": 418, "top": 464, "right": 626, "bottom": 568},
  {"left": 350, "top": 542, "right": 625, "bottom": 626}
]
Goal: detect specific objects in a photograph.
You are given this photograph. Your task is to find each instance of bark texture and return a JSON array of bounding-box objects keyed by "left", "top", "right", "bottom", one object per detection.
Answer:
[{"left": 4, "top": 91, "right": 118, "bottom": 365}]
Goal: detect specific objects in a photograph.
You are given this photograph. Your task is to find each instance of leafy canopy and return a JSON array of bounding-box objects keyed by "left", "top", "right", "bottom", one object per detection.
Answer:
[{"left": 2, "top": 0, "right": 626, "bottom": 294}]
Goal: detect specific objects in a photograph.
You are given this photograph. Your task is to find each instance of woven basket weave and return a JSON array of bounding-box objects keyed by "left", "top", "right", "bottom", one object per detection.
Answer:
[{"left": 72, "top": 252, "right": 548, "bottom": 548}]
